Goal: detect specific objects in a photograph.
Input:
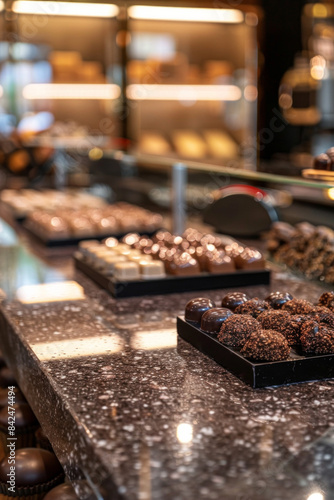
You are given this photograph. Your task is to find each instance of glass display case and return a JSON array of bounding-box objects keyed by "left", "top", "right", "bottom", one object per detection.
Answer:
[{"left": 126, "top": 4, "right": 258, "bottom": 170}]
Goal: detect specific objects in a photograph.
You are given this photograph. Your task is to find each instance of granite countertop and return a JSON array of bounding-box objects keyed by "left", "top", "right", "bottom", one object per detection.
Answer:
[{"left": 0, "top": 222, "right": 333, "bottom": 500}]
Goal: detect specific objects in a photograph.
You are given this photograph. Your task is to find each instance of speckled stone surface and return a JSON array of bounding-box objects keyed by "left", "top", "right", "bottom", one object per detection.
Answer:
[{"left": 0, "top": 237, "right": 334, "bottom": 499}]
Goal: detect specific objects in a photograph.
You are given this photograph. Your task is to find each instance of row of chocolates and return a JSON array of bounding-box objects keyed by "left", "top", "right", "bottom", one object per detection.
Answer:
[
  {"left": 184, "top": 291, "right": 334, "bottom": 361},
  {"left": 26, "top": 202, "right": 163, "bottom": 240},
  {"left": 78, "top": 229, "right": 266, "bottom": 280}
]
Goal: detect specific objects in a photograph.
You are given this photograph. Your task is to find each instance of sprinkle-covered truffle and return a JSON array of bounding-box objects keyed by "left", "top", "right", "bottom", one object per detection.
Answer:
[
  {"left": 234, "top": 298, "right": 271, "bottom": 318},
  {"left": 281, "top": 298, "right": 316, "bottom": 315},
  {"left": 240, "top": 329, "right": 290, "bottom": 361},
  {"left": 318, "top": 291, "right": 334, "bottom": 310},
  {"left": 218, "top": 314, "right": 260, "bottom": 349},
  {"left": 300, "top": 320, "right": 334, "bottom": 354}
]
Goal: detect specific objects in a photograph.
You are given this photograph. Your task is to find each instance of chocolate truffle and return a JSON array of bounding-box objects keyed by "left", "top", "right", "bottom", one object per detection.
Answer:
[
  {"left": 281, "top": 298, "right": 316, "bottom": 315},
  {"left": 167, "top": 252, "right": 200, "bottom": 276},
  {"left": 200, "top": 308, "right": 233, "bottom": 334},
  {"left": 241, "top": 330, "right": 290, "bottom": 361},
  {"left": 206, "top": 252, "right": 235, "bottom": 274},
  {"left": 265, "top": 291, "right": 293, "bottom": 309},
  {"left": 185, "top": 298, "right": 216, "bottom": 324},
  {"left": 312, "top": 306, "right": 334, "bottom": 327},
  {"left": 326, "top": 147, "right": 334, "bottom": 169},
  {"left": 0, "top": 448, "right": 64, "bottom": 497},
  {"left": 218, "top": 314, "right": 260, "bottom": 349},
  {"left": 318, "top": 291, "right": 334, "bottom": 310},
  {"left": 235, "top": 298, "right": 271, "bottom": 318},
  {"left": 313, "top": 153, "right": 331, "bottom": 171},
  {"left": 234, "top": 247, "right": 265, "bottom": 270},
  {"left": 44, "top": 483, "right": 78, "bottom": 499},
  {"left": 0, "top": 403, "right": 39, "bottom": 456},
  {"left": 300, "top": 320, "right": 334, "bottom": 354},
  {"left": 221, "top": 292, "right": 250, "bottom": 312}
]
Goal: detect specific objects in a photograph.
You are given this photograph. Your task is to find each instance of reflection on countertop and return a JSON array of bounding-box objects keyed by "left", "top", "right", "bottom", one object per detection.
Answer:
[{"left": 0, "top": 219, "right": 333, "bottom": 499}]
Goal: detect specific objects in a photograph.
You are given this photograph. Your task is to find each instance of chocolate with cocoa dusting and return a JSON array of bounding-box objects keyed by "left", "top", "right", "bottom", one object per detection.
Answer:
[
  {"left": 300, "top": 320, "right": 334, "bottom": 354},
  {"left": 218, "top": 314, "right": 260, "bottom": 349},
  {"left": 240, "top": 329, "right": 290, "bottom": 362},
  {"left": 281, "top": 298, "right": 316, "bottom": 315},
  {"left": 235, "top": 298, "right": 271, "bottom": 318}
]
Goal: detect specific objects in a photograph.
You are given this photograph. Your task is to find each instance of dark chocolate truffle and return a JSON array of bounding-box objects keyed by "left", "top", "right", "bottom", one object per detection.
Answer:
[
  {"left": 312, "top": 306, "right": 334, "bottom": 327},
  {"left": 241, "top": 329, "right": 290, "bottom": 361},
  {"left": 200, "top": 308, "right": 233, "bottom": 334},
  {"left": 167, "top": 252, "right": 200, "bottom": 276},
  {"left": 265, "top": 291, "right": 293, "bottom": 309},
  {"left": 235, "top": 298, "right": 271, "bottom": 318},
  {"left": 313, "top": 153, "right": 331, "bottom": 171},
  {"left": 258, "top": 310, "right": 308, "bottom": 346},
  {"left": 185, "top": 297, "right": 215, "bottom": 324},
  {"left": 281, "top": 298, "right": 316, "bottom": 315},
  {"left": 218, "top": 314, "right": 260, "bottom": 349},
  {"left": 0, "top": 403, "right": 38, "bottom": 430},
  {"left": 300, "top": 320, "right": 334, "bottom": 354},
  {"left": 318, "top": 291, "right": 334, "bottom": 310},
  {"left": 221, "top": 292, "right": 250, "bottom": 312},
  {"left": 44, "top": 483, "right": 78, "bottom": 499},
  {"left": 0, "top": 448, "right": 64, "bottom": 490}
]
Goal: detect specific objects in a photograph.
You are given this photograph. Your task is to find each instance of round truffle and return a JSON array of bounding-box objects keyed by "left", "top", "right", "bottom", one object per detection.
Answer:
[
  {"left": 235, "top": 298, "right": 271, "bottom": 318},
  {"left": 218, "top": 314, "right": 260, "bottom": 349},
  {"left": 44, "top": 483, "right": 78, "bottom": 500},
  {"left": 318, "top": 291, "right": 334, "bottom": 311},
  {"left": 282, "top": 299, "right": 316, "bottom": 315},
  {"left": 200, "top": 308, "right": 233, "bottom": 334},
  {"left": 0, "top": 448, "right": 64, "bottom": 488},
  {"left": 258, "top": 310, "right": 306, "bottom": 346},
  {"left": 265, "top": 291, "right": 293, "bottom": 309},
  {"left": 240, "top": 330, "right": 290, "bottom": 361},
  {"left": 0, "top": 367, "right": 16, "bottom": 388},
  {"left": 313, "top": 153, "right": 331, "bottom": 171},
  {"left": 312, "top": 306, "right": 334, "bottom": 327},
  {"left": 221, "top": 292, "right": 250, "bottom": 312},
  {"left": 185, "top": 297, "right": 216, "bottom": 324},
  {"left": 300, "top": 320, "right": 334, "bottom": 354}
]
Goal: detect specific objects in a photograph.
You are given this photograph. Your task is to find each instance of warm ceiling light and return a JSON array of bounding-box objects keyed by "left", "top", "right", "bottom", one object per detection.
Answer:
[
  {"left": 307, "top": 493, "right": 324, "bottom": 500},
  {"left": 128, "top": 5, "right": 243, "bottom": 23},
  {"left": 12, "top": 1, "right": 119, "bottom": 18},
  {"left": 32, "top": 334, "right": 124, "bottom": 360},
  {"left": 127, "top": 84, "right": 242, "bottom": 102},
  {"left": 16, "top": 281, "right": 85, "bottom": 304},
  {"left": 176, "top": 423, "right": 193, "bottom": 444},
  {"left": 22, "top": 83, "right": 121, "bottom": 100}
]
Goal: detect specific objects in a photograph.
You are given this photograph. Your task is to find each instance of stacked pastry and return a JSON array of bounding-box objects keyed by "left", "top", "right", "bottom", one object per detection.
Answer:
[{"left": 184, "top": 291, "right": 334, "bottom": 361}]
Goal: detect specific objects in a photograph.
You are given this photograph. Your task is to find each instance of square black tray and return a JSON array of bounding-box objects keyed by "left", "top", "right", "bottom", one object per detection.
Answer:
[
  {"left": 177, "top": 317, "right": 334, "bottom": 388},
  {"left": 74, "top": 254, "right": 271, "bottom": 298}
]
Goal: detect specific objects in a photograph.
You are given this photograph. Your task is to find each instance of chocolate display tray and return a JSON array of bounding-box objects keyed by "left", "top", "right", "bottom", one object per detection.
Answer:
[
  {"left": 177, "top": 317, "right": 334, "bottom": 388},
  {"left": 74, "top": 254, "right": 271, "bottom": 298},
  {"left": 24, "top": 224, "right": 160, "bottom": 248}
]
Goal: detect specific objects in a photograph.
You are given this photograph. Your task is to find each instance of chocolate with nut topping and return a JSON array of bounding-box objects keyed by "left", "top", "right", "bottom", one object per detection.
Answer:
[
  {"left": 218, "top": 314, "right": 260, "bottom": 349},
  {"left": 235, "top": 298, "right": 271, "bottom": 318},
  {"left": 240, "top": 329, "right": 290, "bottom": 362}
]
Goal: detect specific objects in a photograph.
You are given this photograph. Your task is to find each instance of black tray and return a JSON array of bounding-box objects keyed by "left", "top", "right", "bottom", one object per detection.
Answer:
[
  {"left": 24, "top": 225, "right": 160, "bottom": 248},
  {"left": 177, "top": 317, "right": 334, "bottom": 388},
  {"left": 74, "top": 254, "right": 271, "bottom": 298}
]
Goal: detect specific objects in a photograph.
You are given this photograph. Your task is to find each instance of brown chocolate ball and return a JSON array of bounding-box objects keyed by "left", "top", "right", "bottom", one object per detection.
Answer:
[
  {"left": 44, "top": 483, "right": 78, "bottom": 499},
  {"left": 235, "top": 298, "right": 271, "bottom": 318},
  {"left": 300, "top": 320, "right": 334, "bottom": 354},
  {"left": 221, "top": 292, "right": 250, "bottom": 312},
  {"left": 185, "top": 297, "right": 216, "bottom": 324},
  {"left": 218, "top": 314, "right": 260, "bottom": 349},
  {"left": 200, "top": 308, "right": 233, "bottom": 335},
  {"left": 313, "top": 153, "right": 331, "bottom": 171},
  {"left": 282, "top": 298, "right": 316, "bottom": 315},
  {"left": 265, "top": 291, "right": 293, "bottom": 309},
  {"left": 241, "top": 329, "right": 290, "bottom": 361}
]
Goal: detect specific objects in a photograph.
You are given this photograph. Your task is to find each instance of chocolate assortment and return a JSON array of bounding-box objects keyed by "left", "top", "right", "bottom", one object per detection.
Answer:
[
  {"left": 24, "top": 202, "right": 163, "bottom": 244},
  {"left": 177, "top": 290, "right": 334, "bottom": 387},
  {"left": 266, "top": 221, "right": 334, "bottom": 283},
  {"left": 74, "top": 230, "right": 270, "bottom": 297}
]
